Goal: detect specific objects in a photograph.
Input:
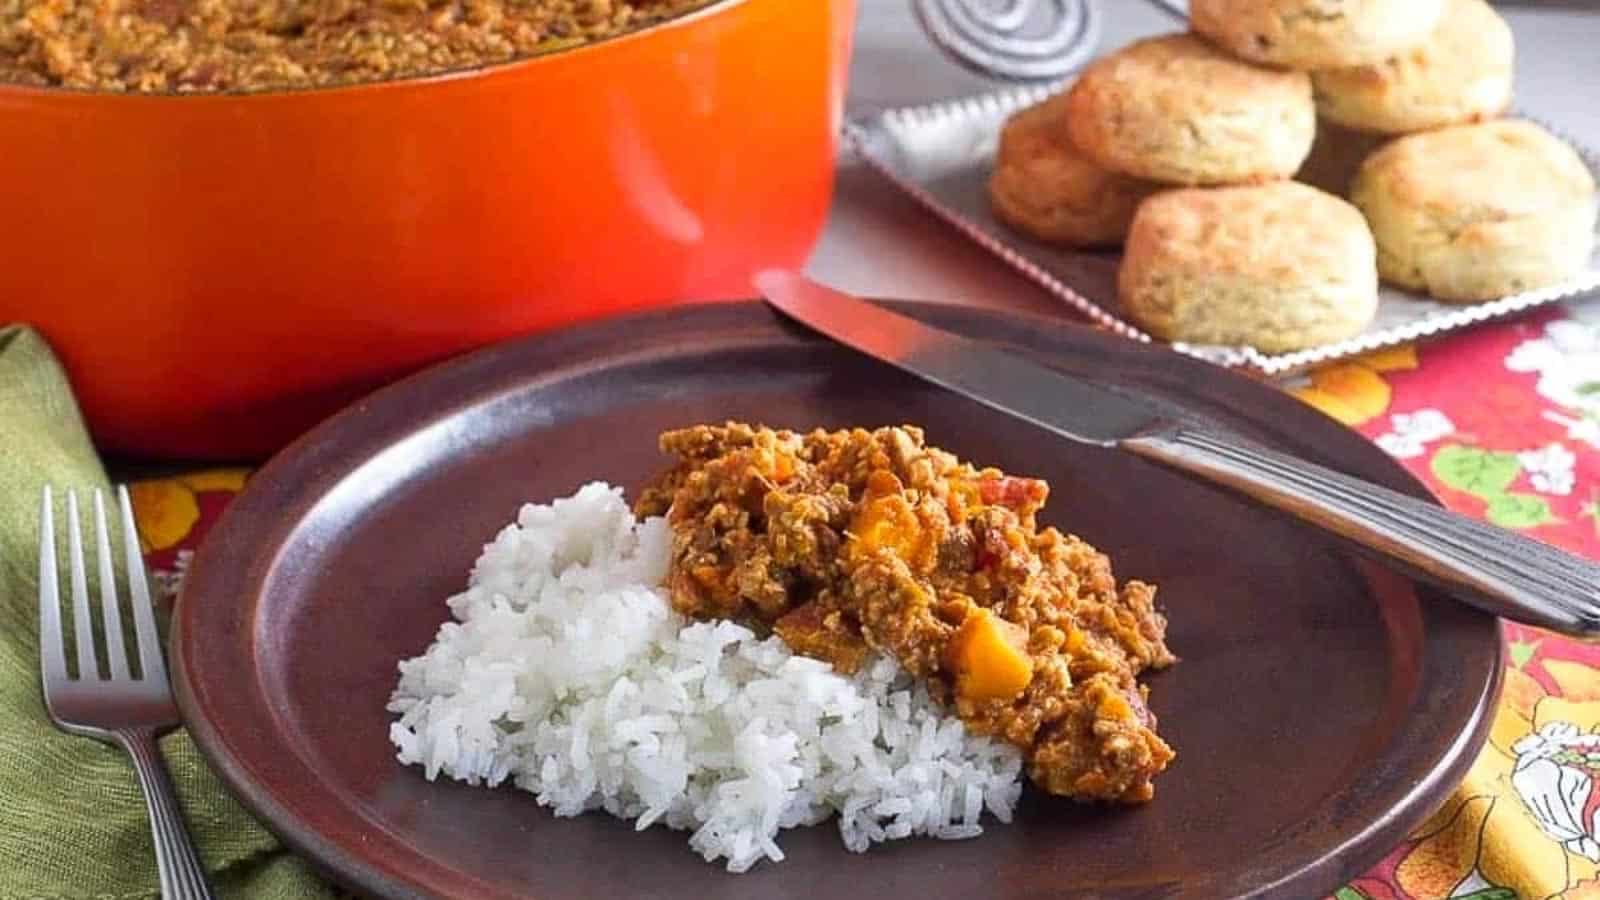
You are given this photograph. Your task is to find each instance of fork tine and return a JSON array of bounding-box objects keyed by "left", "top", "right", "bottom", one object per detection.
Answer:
[
  {"left": 38, "top": 487, "right": 67, "bottom": 686},
  {"left": 119, "top": 485, "right": 167, "bottom": 685},
  {"left": 94, "top": 490, "right": 131, "bottom": 681},
  {"left": 66, "top": 491, "right": 99, "bottom": 680}
]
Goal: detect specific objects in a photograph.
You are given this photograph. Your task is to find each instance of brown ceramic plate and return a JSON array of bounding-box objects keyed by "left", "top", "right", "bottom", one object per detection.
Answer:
[{"left": 173, "top": 301, "right": 1502, "bottom": 900}]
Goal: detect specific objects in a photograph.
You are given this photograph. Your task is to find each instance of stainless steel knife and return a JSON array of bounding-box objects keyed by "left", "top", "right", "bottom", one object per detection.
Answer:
[{"left": 757, "top": 270, "right": 1600, "bottom": 639}]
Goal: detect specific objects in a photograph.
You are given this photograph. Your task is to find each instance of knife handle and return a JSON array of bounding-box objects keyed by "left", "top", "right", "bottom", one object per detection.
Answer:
[{"left": 1122, "top": 427, "right": 1600, "bottom": 639}]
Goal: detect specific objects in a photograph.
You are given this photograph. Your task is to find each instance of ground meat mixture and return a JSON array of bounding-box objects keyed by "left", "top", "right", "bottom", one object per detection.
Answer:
[
  {"left": 637, "top": 422, "right": 1178, "bottom": 804},
  {"left": 0, "top": 0, "right": 715, "bottom": 92}
]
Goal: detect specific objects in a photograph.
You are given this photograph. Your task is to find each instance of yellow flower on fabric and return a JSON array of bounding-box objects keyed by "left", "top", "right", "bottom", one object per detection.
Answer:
[
  {"left": 1566, "top": 877, "right": 1600, "bottom": 899},
  {"left": 1290, "top": 345, "right": 1416, "bottom": 426},
  {"left": 127, "top": 480, "right": 200, "bottom": 552},
  {"left": 1357, "top": 345, "right": 1420, "bottom": 373},
  {"left": 1397, "top": 794, "right": 1496, "bottom": 898},
  {"left": 1395, "top": 661, "right": 1600, "bottom": 899},
  {"left": 175, "top": 468, "right": 250, "bottom": 494}
]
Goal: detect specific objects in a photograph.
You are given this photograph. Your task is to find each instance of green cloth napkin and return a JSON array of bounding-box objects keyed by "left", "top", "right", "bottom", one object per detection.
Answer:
[{"left": 0, "top": 326, "right": 336, "bottom": 899}]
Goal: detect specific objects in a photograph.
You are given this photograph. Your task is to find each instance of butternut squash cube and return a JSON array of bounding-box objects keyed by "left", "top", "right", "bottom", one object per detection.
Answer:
[
  {"left": 848, "top": 494, "right": 922, "bottom": 560},
  {"left": 946, "top": 609, "right": 1034, "bottom": 702}
]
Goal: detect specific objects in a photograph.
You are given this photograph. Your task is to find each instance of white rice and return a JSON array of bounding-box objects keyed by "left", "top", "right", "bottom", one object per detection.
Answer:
[{"left": 387, "top": 482, "right": 1024, "bottom": 873}]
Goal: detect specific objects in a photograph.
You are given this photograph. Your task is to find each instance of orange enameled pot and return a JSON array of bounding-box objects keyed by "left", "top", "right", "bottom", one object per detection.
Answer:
[{"left": 0, "top": 0, "right": 856, "bottom": 459}]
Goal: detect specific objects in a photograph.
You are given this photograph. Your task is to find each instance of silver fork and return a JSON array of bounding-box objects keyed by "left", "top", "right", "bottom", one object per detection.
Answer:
[{"left": 39, "top": 486, "right": 215, "bottom": 900}]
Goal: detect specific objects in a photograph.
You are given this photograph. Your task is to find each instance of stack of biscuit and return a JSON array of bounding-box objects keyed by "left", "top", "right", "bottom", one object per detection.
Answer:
[{"left": 988, "top": 0, "right": 1598, "bottom": 353}]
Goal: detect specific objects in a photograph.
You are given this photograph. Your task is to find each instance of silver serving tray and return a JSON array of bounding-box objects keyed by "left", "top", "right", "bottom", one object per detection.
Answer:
[{"left": 847, "top": 82, "right": 1600, "bottom": 376}]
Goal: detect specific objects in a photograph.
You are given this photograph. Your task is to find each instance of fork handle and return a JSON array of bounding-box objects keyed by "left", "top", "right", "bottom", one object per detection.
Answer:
[
  {"left": 116, "top": 728, "right": 217, "bottom": 899},
  {"left": 1123, "top": 427, "right": 1600, "bottom": 639}
]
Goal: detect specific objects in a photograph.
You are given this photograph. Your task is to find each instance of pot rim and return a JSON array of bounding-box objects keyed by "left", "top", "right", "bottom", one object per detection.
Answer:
[{"left": 0, "top": 0, "right": 746, "bottom": 102}]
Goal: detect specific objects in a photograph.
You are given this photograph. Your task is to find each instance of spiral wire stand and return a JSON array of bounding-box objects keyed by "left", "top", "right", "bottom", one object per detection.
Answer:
[{"left": 910, "top": 0, "right": 1188, "bottom": 82}]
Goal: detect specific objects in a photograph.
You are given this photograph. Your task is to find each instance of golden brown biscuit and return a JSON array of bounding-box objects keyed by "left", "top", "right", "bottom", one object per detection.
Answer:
[
  {"left": 1312, "top": 0, "right": 1514, "bottom": 135},
  {"left": 1119, "top": 182, "right": 1378, "bottom": 352},
  {"left": 1351, "top": 120, "right": 1597, "bottom": 302},
  {"left": 1064, "top": 34, "right": 1315, "bottom": 186},
  {"left": 988, "top": 93, "right": 1161, "bottom": 247},
  {"left": 1191, "top": 0, "right": 1444, "bottom": 69}
]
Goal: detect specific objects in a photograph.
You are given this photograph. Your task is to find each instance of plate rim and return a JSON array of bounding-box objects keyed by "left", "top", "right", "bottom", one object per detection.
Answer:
[{"left": 172, "top": 299, "right": 1503, "bottom": 899}]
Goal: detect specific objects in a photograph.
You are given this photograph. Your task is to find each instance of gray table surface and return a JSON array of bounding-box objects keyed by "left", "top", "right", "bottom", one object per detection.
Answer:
[{"left": 808, "top": 1, "right": 1600, "bottom": 320}]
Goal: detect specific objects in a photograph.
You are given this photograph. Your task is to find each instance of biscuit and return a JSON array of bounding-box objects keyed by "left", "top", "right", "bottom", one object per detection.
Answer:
[
  {"left": 1065, "top": 34, "right": 1315, "bottom": 186},
  {"left": 988, "top": 93, "right": 1161, "bottom": 247},
  {"left": 1312, "top": 0, "right": 1513, "bottom": 135},
  {"left": 1118, "top": 182, "right": 1378, "bottom": 352},
  {"left": 1190, "top": 0, "right": 1444, "bottom": 69},
  {"left": 1351, "top": 120, "right": 1597, "bottom": 302}
]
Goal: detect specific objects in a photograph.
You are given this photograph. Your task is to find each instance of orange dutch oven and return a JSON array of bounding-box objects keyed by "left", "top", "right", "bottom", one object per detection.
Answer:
[{"left": 0, "top": 0, "right": 857, "bottom": 459}]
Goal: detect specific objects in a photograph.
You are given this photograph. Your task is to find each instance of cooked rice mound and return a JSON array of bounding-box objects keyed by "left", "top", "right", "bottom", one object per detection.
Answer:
[{"left": 388, "top": 482, "right": 1024, "bottom": 872}]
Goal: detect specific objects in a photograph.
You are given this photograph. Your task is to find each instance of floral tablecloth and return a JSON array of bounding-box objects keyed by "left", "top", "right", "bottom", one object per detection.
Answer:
[{"left": 126, "top": 302, "right": 1600, "bottom": 899}]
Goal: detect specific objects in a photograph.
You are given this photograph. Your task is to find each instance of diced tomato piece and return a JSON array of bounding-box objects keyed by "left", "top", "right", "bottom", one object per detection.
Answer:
[{"left": 977, "top": 476, "right": 1048, "bottom": 510}]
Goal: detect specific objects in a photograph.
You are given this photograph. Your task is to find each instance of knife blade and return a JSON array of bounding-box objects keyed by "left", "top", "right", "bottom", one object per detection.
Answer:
[
  {"left": 754, "top": 270, "right": 1163, "bottom": 446},
  {"left": 755, "top": 269, "right": 1600, "bottom": 640}
]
